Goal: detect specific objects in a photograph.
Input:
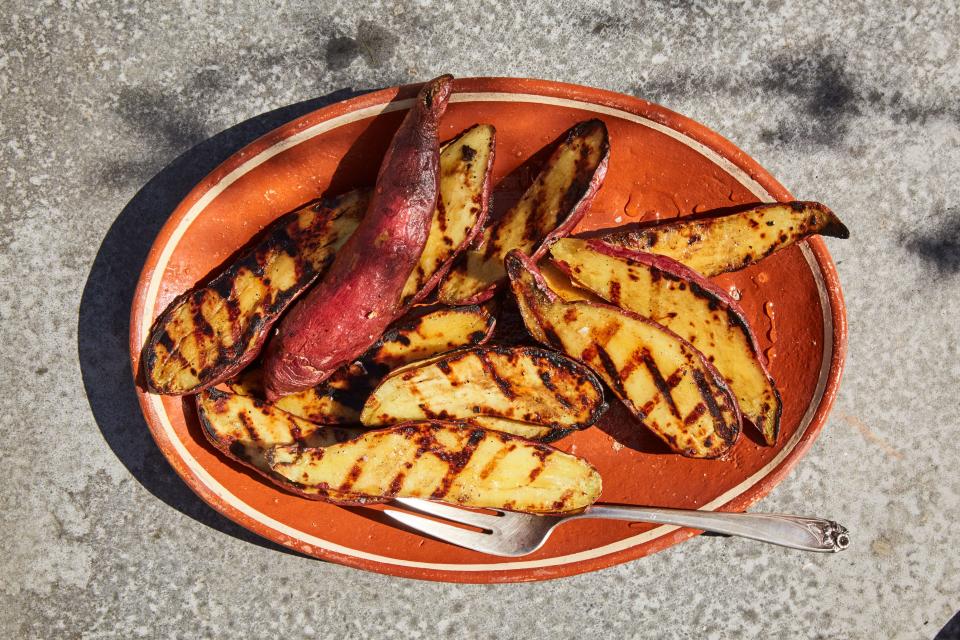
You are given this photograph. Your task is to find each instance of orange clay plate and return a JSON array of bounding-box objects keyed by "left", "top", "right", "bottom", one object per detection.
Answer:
[{"left": 130, "top": 78, "right": 846, "bottom": 583}]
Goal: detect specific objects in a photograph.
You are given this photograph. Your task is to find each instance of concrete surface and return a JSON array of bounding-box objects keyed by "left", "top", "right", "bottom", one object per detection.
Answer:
[{"left": 2, "top": 1, "right": 959, "bottom": 638}]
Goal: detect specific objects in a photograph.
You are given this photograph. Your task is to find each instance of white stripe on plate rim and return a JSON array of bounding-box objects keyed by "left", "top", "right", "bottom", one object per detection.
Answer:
[{"left": 140, "top": 90, "right": 833, "bottom": 572}]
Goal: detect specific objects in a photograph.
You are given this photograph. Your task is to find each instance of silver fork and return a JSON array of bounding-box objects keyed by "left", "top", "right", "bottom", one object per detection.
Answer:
[{"left": 384, "top": 499, "right": 850, "bottom": 556}]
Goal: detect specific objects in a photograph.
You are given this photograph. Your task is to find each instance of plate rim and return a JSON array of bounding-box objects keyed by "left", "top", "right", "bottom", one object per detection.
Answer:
[{"left": 128, "top": 77, "right": 847, "bottom": 583}]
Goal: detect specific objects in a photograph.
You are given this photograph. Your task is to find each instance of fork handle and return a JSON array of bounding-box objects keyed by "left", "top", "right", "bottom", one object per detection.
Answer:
[{"left": 575, "top": 505, "right": 850, "bottom": 552}]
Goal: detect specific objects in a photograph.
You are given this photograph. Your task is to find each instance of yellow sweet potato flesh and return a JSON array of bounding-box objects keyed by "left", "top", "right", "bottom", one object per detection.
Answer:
[
  {"left": 596, "top": 201, "right": 848, "bottom": 277},
  {"left": 507, "top": 252, "right": 741, "bottom": 458},
  {"left": 400, "top": 124, "right": 495, "bottom": 305},
  {"left": 439, "top": 120, "right": 609, "bottom": 304},
  {"left": 143, "top": 190, "right": 368, "bottom": 394},
  {"left": 550, "top": 238, "right": 781, "bottom": 444},
  {"left": 360, "top": 346, "right": 606, "bottom": 441},
  {"left": 227, "top": 304, "right": 495, "bottom": 424},
  {"left": 267, "top": 421, "right": 602, "bottom": 513},
  {"left": 195, "top": 388, "right": 376, "bottom": 503}
]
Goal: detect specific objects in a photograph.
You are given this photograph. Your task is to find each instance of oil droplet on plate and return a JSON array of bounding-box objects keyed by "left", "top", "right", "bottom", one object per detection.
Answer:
[
  {"left": 756, "top": 271, "right": 770, "bottom": 284},
  {"left": 727, "top": 286, "right": 741, "bottom": 301},
  {"left": 763, "top": 301, "right": 777, "bottom": 361}
]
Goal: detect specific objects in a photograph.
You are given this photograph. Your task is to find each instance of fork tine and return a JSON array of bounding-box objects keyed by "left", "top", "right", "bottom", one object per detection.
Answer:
[
  {"left": 393, "top": 498, "right": 503, "bottom": 529},
  {"left": 382, "top": 509, "right": 507, "bottom": 555}
]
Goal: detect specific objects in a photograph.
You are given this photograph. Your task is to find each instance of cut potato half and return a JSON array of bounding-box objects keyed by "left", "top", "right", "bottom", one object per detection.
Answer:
[
  {"left": 267, "top": 421, "right": 602, "bottom": 513},
  {"left": 506, "top": 250, "right": 741, "bottom": 458},
  {"left": 195, "top": 388, "right": 377, "bottom": 503},
  {"left": 143, "top": 190, "right": 368, "bottom": 394},
  {"left": 438, "top": 119, "right": 609, "bottom": 304},
  {"left": 550, "top": 237, "right": 781, "bottom": 444},
  {"left": 594, "top": 201, "right": 848, "bottom": 277},
  {"left": 360, "top": 345, "right": 607, "bottom": 441}
]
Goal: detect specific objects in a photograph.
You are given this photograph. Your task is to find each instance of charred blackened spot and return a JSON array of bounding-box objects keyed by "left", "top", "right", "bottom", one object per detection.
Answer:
[
  {"left": 627, "top": 271, "right": 639, "bottom": 281},
  {"left": 468, "top": 330, "right": 488, "bottom": 344},
  {"left": 684, "top": 403, "right": 707, "bottom": 425},
  {"left": 228, "top": 440, "right": 250, "bottom": 461},
  {"left": 156, "top": 330, "right": 175, "bottom": 351},
  {"left": 748, "top": 218, "right": 760, "bottom": 228},
  {"left": 436, "top": 360, "right": 453, "bottom": 374},
  {"left": 393, "top": 332, "right": 412, "bottom": 347},
  {"left": 543, "top": 326, "right": 564, "bottom": 348},
  {"left": 677, "top": 282, "right": 686, "bottom": 291},
  {"left": 807, "top": 214, "right": 819, "bottom": 226},
  {"left": 779, "top": 233, "right": 789, "bottom": 243},
  {"left": 702, "top": 436, "right": 713, "bottom": 449},
  {"left": 339, "top": 463, "right": 364, "bottom": 491},
  {"left": 472, "top": 405, "right": 481, "bottom": 413},
  {"left": 644, "top": 231, "right": 658, "bottom": 248},
  {"left": 665, "top": 369, "right": 684, "bottom": 388},
  {"left": 387, "top": 472, "right": 405, "bottom": 495},
  {"left": 766, "top": 220, "right": 775, "bottom": 227},
  {"left": 649, "top": 268, "right": 661, "bottom": 283},
  {"left": 595, "top": 345, "right": 626, "bottom": 397},
  {"left": 687, "top": 233, "right": 701, "bottom": 245},
  {"left": 563, "top": 308, "right": 578, "bottom": 322},
  {"left": 461, "top": 145, "right": 477, "bottom": 162},
  {"left": 609, "top": 280, "right": 621, "bottom": 304}
]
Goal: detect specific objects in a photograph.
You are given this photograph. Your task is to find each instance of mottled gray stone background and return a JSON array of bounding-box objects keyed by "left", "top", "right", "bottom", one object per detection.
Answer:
[{"left": 2, "top": 1, "right": 959, "bottom": 638}]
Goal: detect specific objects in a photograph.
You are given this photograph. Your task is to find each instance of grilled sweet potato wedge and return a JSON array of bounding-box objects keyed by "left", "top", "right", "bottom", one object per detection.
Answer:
[
  {"left": 228, "top": 304, "right": 496, "bottom": 424},
  {"left": 550, "top": 238, "right": 781, "bottom": 444},
  {"left": 438, "top": 119, "right": 610, "bottom": 304},
  {"left": 594, "top": 201, "right": 848, "bottom": 277},
  {"left": 360, "top": 345, "right": 606, "bottom": 442},
  {"left": 400, "top": 124, "right": 495, "bottom": 306},
  {"left": 196, "top": 388, "right": 381, "bottom": 504},
  {"left": 506, "top": 250, "right": 741, "bottom": 458},
  {"left": 141, "top": 189, "right": 369, "bottom": 395},
  {"left": 264, "top": 75, "right": 454, "bottom": 398},
  {"left": 267, "top": 421, "right": 602, "bottom": 513}
]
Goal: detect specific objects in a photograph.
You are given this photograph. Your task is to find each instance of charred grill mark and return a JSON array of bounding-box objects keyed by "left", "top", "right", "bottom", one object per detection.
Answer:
[
  {"left": 156, "top": 330, "right": 175, "bottom": 352},
  {"left": 476, "top": 351, "right": 517, "bottom": 399},
  {"left": 684, "top": 403, "right": 707, "bottom": 425},
  {"left": 430, "top": 429, "right": 484, "bottom": 499},
  {"left": 665, "top": 369, "right": 684, "bottom": 388},
  {"left": 460, "top": 144, "right": 476, "bottom": 162},
  {"left": 228, "top": 440, "right": 251, "bottom": 461},
  {"left": 608, "top": 280, "right": 621, "bottom": 305},
  {"left": 641, "top": 351, "right": 681, "bottom": 419},
  {"left": 594, "top": 345, "right": 627, "bottom": 398},
  {"left": 236, "top": 411, "right": 259, "bottom": 442},
  {"left": 691, "top": 369, "right": 732, "bottom": 442},
  {"left": 387, "top": 472, "right": 406, "bottom": 496},
  {"left": 339, "top": 462, "right": 364, "bottom": 492}
]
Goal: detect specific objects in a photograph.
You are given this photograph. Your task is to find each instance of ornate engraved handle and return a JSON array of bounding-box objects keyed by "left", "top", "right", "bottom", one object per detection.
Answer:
[{"left": 576, "top": 505, "right": 850, "bottom": 552}]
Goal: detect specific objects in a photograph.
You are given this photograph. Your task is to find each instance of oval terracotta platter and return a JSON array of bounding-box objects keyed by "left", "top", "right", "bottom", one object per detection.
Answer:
[{"left": 130, "top": 77, "right": 846, "bottom": 583}]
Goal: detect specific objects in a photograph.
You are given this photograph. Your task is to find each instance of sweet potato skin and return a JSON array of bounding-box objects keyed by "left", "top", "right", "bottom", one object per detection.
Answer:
[{"left": 264, "top": 76, "right": 454, "bottom": 399}]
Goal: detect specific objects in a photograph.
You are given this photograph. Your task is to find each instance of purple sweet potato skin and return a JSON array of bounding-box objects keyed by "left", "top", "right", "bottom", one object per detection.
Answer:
[{"left": 264, "top": 76, "right": 454, "bottom": 399}]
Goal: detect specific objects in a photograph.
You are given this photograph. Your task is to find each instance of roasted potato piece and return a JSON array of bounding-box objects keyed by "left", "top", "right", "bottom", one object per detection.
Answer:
[
  {"left": 196, "top": 388, "right": 381, "bottom": 504},
  {"left": 141, "top": 189, "right": 368, "bottom": 395},
  {"left": 594, "top": 201, "right": 849, "bottom": 277},
  {"left": 228, "top": 304, "right": 496, "bottom": 424},
  {"left": 264, "top": 75, "right": 454, "bottom": 398},
  {"left": 400, "top": 124, "right": 496, "bottom": 306},
  {"left": 438, "top": 119, "right": 610, "bottom": 305},
  {"left": 267, "top": 421, "right": 602, "bottom": 513},
  {"left": 360, "top": 345, "right": 606, "bottom": 442},
  {"left": 506, "top": 250, "right": 741, "bottom": 458},
  {"left": 550, "top": 238, "right": 781, "bottom": 444}
]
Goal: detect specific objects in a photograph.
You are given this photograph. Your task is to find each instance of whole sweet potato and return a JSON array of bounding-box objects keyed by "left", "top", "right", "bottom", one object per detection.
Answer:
[{"left": 264, "top": 75, "right": 454, "bottom": 399}]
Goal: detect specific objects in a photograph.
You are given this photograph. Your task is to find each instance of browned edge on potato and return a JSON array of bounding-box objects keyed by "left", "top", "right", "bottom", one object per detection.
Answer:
[
  {"left": 264, "top": 75, "right": 455, "bottom": 399},
  {"left": 590, "top": 201, "right": 849, "bottom": 277},
  {"left": 141, "top": 189, "right": 369, "bottom": 395},
  {"left": 506, "top": 249, "right": 742, "bottom": 458},
  {"left": 266, "top": 420, "right": 603, "bottom": 513},
  {"left": 550, "top": 237, "right": 782, "bottom": 445},
  {"left": 195, "top": 388, "right": 385, "bottom": 504},
  {"left": 400, "top": 123, "right": 496, "bottom": 306},
  {"left": 359, "top": 344, "right": 607, "bottom": 442},
  {"left": 437, "top": 119, "right": 610, "bottom": 305},
  {"left": 228, "top": 303, "right": 496, "bottom": 424}
]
